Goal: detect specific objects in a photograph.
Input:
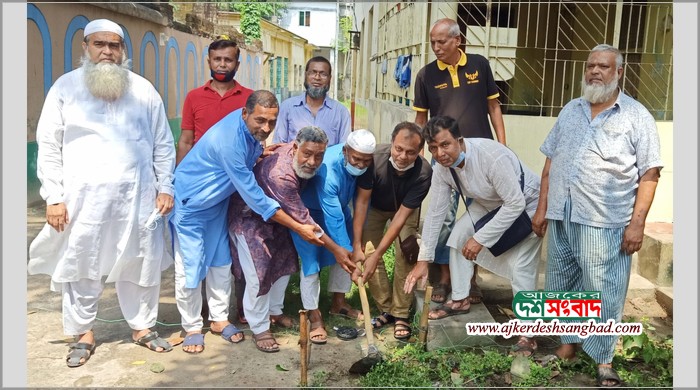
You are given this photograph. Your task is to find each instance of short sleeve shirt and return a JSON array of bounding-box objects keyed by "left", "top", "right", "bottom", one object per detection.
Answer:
[
  {"left": 413, "top": 50, "right": 500, "bottom": 139},
  {"left": 181, "top": 80, "right": 253, "bottom": 143},
  {"left": 540, "top": 92, "right": 663, "bottom": 228},
  {"left": 357, "top": 144, "right": 433, "bottom": 212}
]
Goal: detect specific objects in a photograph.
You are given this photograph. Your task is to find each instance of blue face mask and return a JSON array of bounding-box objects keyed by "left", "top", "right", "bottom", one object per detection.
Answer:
[
  {"left": 344, "top": 161, "right": 367, "bottom": 176},
  {"left": 450, "top": 151, "right": 466, "bottom": 168}
]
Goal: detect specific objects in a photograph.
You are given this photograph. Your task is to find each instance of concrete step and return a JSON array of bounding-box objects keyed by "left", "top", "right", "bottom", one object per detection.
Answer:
[
  {"left": 636, "top": 222, "right": 673, "bottom": 287},
  {"left": 656, "top": 286, "right": 673, "bottom": 317},
  {"left": 413, "top": 290, "right": 496, "bottom": 351}
]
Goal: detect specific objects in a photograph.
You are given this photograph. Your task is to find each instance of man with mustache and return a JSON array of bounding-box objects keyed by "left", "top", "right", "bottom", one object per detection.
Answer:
[
  {"left": 171, "top": 91, "right": 324, "bottom": 354},
  {"left": 29, "top": 19, "right": 176, "bottom": 367},
  {"left": 176, "top": 34, "right": 253, "bottom": 326},
  {"left": 532, "top": 44, "right": 663, "bottom": 387},
  {"left": 273, "top": 56, "right": 351, "bottom": 146},
  {"left": 228, "top": 126, "right": 350, "bottom": 352},
  {"left": 413, "top": 18, "right": 507, "bottom": 306},
  {"left": 403, "top": 116, "right": 542, "bottom": 357},
  {"left": 350, "top": 122, "right": 433, "bottom": 340},
  {"left": 176, "top": 35, "right": 252, "bottom": 165}
]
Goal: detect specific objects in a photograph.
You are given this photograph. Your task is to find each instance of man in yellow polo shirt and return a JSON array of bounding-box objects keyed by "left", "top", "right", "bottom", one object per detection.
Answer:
[{"left": 412, "top": 17, "right": 507, "bottom": 307}]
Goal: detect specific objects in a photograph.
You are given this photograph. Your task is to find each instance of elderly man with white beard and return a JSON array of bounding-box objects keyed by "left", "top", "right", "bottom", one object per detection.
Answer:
[
  {"left": 532, "top": 44, "right": 663, "bottom": 387},
  {"left": 28, "top": 19, "right": 176, "bottom": 367}
]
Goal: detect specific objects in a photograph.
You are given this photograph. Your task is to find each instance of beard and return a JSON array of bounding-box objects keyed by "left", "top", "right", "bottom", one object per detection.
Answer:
[
  {"left": 304, "top": 82, "right": 329, "bottom": 100},
  {"left": 581, "top": 75, "right": 619, "bottom": 104},
  {"left": 81, "top": 54, "right": 132, "bottom": 101},
  {"left": 292, "top": 157, "right": 317, "bottom": 180}
]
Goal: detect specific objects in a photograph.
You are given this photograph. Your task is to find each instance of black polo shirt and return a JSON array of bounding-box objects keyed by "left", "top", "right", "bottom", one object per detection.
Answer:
[
  {"left": 413, "top": 50, "right": 500, "bottom": 139},
  {"left": 357, "top": 144, "right": 432, "bottom": 212}
]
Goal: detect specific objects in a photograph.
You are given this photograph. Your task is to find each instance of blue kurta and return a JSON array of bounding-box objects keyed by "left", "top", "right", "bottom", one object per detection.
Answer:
[
  {"left": 172, "top": 108, "right": 280, "bottom": 288},
  {"left": 292, "top": 143, "right": 358, "bottom": 276}
]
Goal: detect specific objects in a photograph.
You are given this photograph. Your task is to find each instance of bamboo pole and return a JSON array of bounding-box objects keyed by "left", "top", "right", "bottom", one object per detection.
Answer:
[
  {"left": 417, "top": 285, "right": 433, "bottom": 349},
  {"left": 299, "top": 309, "right": 309, "bottom": 386}
]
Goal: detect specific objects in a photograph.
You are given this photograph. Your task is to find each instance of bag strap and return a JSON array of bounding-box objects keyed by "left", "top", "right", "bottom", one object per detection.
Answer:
[
  {"left": 449, "top": 162, "right": 525, "bottom": 230},
  {"left": 449, "top": 168, "right": 477, "bottom": 229}
]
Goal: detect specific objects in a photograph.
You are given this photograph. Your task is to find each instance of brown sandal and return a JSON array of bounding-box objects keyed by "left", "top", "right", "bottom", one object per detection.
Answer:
[
  {"left": 309, "top": 321, "right": 328, "bottom": 345},
  {"left": 428, "top": 298, "right": 471, "bottom": 320},
  {"left": 253, "top": 330, "right": 280, "bottom": 353}
]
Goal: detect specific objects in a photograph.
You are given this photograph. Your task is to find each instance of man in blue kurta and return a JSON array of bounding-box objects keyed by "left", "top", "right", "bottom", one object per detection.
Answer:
[
  {"left": 172, "top": 90, "right": 322, "bottom": 354},
  {"left": 291, "top": 129, "right": 376, "bottom": 344}
]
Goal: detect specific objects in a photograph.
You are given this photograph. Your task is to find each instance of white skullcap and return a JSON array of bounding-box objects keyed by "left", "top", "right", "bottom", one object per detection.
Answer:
[
  {"left": 346, "top": 129, "right": 376, "bottom": 154},
  {"left": 84, "top": 19, "right": 124, "bottom": 39}
]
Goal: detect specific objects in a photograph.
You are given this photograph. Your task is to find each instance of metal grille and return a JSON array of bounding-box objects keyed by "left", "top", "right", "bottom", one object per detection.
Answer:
[{"left": 450, "top": 0, "right": 673, "bottom": 119}]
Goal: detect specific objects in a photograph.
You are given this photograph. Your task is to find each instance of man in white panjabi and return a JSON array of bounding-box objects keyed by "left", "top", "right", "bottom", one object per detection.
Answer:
[{"left": 28, "top": 19, "right": 176, "bottom": 368}]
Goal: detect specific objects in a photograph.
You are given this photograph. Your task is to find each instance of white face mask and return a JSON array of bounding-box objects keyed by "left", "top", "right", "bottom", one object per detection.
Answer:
[{"left": 389, "top": 156, "right": 414, "bottom": 172}]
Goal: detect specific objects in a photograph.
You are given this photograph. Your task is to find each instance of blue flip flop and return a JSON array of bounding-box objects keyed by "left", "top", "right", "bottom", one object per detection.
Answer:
[
  {"left": 215, "top": 323, "right": 244, "bottom": 344},
  {"left": 182, "top": 333, "right": 205, "bottom": 354}
]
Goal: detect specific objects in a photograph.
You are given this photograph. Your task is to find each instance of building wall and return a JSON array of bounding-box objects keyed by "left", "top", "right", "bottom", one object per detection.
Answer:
[
  {"left": 280, "top": 2, "right": 338, "bottom": 47},
  {"left": 27, "top": 3, "right": 264, "bottom": 204},
  {"left": 353, "top": 1, "right": 673, "bottom": 223},
  {"left": 217, "top": 11, "right": 314, "bottom": 101}
]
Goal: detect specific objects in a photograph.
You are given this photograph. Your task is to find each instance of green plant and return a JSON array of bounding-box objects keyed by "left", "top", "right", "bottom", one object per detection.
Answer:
[
  {"left": 512, "top": 362, "right": 555, "bottom": 388},
  {"left": 219, "top": 0, "right": 287, "bottom": 43},
  {"left": 310, "top": 370, "right": 329, "bottom": 387},
  {"left": 337, "top": 16, "right": 352, "bottom": 54},
  {"left": 614, "top": 319, "right": 673, "bottom": 387}
]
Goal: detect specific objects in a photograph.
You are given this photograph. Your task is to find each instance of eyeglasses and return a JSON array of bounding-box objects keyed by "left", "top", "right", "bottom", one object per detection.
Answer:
[{"left": 306, "top": 70, "right": 330, "bottom": 80}]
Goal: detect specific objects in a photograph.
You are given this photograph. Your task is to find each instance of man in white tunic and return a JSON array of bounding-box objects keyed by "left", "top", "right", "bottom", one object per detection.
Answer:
[
  {"left": 403, "top": 115, "right": 543, "bottom": 356},
  {"left": 28, "top": 19, "right": 176, "bottom": 367}
]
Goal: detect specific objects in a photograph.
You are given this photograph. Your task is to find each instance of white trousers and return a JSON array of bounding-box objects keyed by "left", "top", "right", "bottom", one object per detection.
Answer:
[
  {"left": 174, "top": 235, "right": 231, "bottom": 332},
  {"left": 61, "top": 278, "right": 160, "bottom": 335},
  {"left": 234, "top": 233, "right": 290, "bottom": 335},
  {"left": 300, "top": 263, "right": 351, "bottom": 310}
]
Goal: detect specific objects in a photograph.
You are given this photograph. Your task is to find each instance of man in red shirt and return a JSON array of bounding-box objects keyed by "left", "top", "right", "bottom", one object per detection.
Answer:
[
  {"left": 176, "top": 35, "right": 253, "bottom": 165},
  {"left": 177, "top": 35, "right": 253, "bottom": 324}
]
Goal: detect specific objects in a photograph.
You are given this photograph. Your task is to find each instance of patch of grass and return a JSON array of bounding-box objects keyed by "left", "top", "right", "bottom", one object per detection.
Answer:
[
  {"left": 309, "top": 370, "right": 330, "bottom": 388},
  {"left": 340, "top": 99, "right": 369, "bottom": 130}
]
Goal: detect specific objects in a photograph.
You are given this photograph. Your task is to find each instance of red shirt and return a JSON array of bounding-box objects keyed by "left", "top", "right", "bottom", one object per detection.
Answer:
[{"left": 181, "top": 80, "right": 253, "bottom": 143}]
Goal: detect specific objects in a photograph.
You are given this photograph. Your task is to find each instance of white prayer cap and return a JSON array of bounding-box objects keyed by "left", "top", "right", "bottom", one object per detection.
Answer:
[
  {"left": 84, "top": 19, "right": 124, "bottom": 39},
  {"left": 346, "top": 129, "right": 376, "bottom": 154}
]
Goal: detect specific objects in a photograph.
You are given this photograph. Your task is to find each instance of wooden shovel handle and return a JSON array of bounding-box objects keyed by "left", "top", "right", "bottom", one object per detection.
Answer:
[{"left": 356, "top": 262, "right": 375, "bottom": 347}]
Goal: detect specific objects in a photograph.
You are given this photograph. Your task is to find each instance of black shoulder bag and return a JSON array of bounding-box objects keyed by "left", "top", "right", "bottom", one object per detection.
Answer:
[{"left": 449, "top": 163, "right": 532, "bottom": 257}]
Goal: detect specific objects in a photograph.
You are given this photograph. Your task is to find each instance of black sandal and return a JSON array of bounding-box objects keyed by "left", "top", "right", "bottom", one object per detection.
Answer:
[
  {"left": 393, "top": 318, "right": 412, "bottom": 340},
  {"left": 371, "top": 312, "right": 395, "bottom": 329}
]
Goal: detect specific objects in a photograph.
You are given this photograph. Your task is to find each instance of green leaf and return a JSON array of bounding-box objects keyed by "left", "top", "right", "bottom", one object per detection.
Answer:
[
  {"left": 149, "top": 362, "right": 165, "bottom": 373},
  {"left": 276, "top": 364, "right": 289, "bottom": 372}
]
